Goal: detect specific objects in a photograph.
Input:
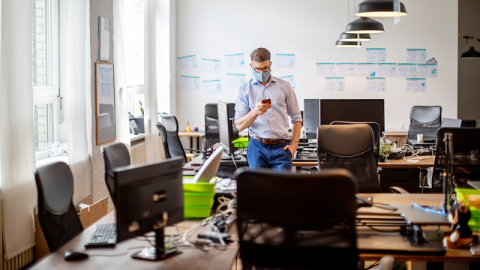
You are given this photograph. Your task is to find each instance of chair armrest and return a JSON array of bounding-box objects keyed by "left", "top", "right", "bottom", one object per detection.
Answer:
[
  {"left": 378, "top": 256, "right": 394, "bottom": 270},
  {"left": 389, "top": 186, "right": 409, "bottom": 194}
]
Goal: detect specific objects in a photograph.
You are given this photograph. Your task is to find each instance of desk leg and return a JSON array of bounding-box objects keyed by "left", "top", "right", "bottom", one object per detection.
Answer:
[{"left": 190, "top": 137, "right": 193, "bottom": 153}]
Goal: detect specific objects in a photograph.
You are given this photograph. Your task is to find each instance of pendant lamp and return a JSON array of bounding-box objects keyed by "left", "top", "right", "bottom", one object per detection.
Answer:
[
  {"left": 345, "top": 17, "right": 384, "bottom": 34},
  {"left": 338, "top": 32, "right": 371, "bottom": 41},
  {"left": 461, "top": 45, "right": 480, "bottom": 59},
  {"left": 335, "top": 40, "right": 362, "bottom": 47},
  {"left": 355, "top": 0, "right": 407, "bottom": 17}
]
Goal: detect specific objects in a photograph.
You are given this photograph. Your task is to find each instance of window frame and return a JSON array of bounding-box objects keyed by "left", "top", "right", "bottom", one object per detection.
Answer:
[{"left": 33, "top": 0, "right": 60, "bottom": 160}]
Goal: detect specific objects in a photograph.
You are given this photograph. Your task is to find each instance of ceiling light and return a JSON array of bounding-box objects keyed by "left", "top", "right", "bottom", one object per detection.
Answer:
[
  {"left": 461, "top": 45, "right": 480, "bottom": 59},
  {"left": 345, "top": 17, "right": 385, "bottom": 34},
  {"left": 338, "top": 32, "right": 371, "bottom": 41},
  {"left": 355, "top": 0, "right": 407, "bottom": 18},
  {"left": 335, "top": 40, "right": 362, "bottom": 47}
]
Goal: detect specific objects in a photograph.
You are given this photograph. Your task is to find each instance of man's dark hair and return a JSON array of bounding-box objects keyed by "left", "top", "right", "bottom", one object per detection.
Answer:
[{"left": 250, "top": 48, "right": 271, "bottom": 62}]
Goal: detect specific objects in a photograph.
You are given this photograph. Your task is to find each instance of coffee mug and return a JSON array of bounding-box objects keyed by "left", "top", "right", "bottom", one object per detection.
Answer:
[{"left": 417, "top": 134, "right": 423, "bottom": 142}]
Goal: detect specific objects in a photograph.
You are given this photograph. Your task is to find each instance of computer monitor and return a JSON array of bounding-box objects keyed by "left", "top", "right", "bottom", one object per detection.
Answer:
[
  {"left": 114, "top": 157, "right": 184, "bottom": 261},
  {"left": 193, "top": 145, "right": 223, "bottom": 183},
  {"left": 441, "top": 118, "right": 462, "bottom": 128},
  {"left": 217, "top": 101, "right": 240, "bottom": 160},
  {"left": 320, "top": 99, "right": 385, "bottom": 132}
]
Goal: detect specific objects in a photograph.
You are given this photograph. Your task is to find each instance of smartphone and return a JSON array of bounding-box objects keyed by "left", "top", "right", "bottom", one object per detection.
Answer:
[{"left": 261, "top": 99, "right": 271, "bottom": 104}]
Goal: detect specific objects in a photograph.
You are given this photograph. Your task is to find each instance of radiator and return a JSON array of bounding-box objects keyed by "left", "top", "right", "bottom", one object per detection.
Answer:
[{"left": 3, "top": 248, "right": 34, "bottom": 270}]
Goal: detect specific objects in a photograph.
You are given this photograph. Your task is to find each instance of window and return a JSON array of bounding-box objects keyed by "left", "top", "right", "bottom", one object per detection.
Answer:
[
  {"left": 32, "top": 0, "right": 59, "bottom": 159},
  {"left": 125, "top": 0, "right": 145, "bottom": 119}
]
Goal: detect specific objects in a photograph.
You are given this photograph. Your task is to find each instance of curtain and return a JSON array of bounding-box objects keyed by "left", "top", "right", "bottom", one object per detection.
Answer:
[
  {"left": 144, "top": 0, "right": 162, "bottom": 162},
  {"left": 0, "top": 0, "right": 37, "bottom": 259},
  {"left": 114, "top": 0, "right": 131, "bottom": 148},
  {"left": 60, "top": 0, "right": 92, "bottom": 207}
]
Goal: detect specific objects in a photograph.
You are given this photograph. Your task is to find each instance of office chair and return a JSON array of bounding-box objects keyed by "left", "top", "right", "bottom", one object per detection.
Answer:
[
  {"left": 406, "top": 106, "right": 442, "bottom": 144},
  {"left": 204, "top": 103, "right": 220, "bottom": 149},
  {"left": 34, "top": 162, "right": 84, "bottom": 252},
  {"left": 156, "top": 113, "right": 201, "bottom": 163},
  {"left": 235, "top": 168, "right": 394, "bottom": 270},
  {"left": 330, "top": 121, "right": 381, "bottom": 166},
  {"left": 317, "top": 124, "right": 380, "bottom": 193},
  {"left": 102, "top": 142, "right": 131, "bottom": 206},
  {"left": 432, "top": 127, "right": 480, "bottom": 192}
]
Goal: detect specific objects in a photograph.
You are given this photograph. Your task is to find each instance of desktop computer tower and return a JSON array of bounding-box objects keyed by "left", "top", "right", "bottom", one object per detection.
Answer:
[{"left": 304, "top": 99, "right": 320, "bottom": 139}]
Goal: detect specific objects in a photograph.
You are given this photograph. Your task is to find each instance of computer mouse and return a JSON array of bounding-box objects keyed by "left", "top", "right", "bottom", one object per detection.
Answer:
[{"left": 64, "top": 250, "right": 89, "bottom": 261}]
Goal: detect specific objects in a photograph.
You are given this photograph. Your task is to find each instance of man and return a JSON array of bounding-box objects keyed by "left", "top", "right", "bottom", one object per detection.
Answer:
[{"left": 235, "top": 48, "right": 302, "bottom": 170}]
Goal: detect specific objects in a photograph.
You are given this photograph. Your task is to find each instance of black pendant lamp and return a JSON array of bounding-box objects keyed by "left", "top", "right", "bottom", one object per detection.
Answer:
[
  {"left": 461, "top": 45, "right": 480, "bottom": 59},
  {"left": 345, "top": 17, "right": 384, "bottom": 34},
  {"left": 338, "top": 32, "right": 371, "bottom": 41},
  {"left": 355, "top": 0, "right": 407, "bottom": 17},
  {"left": 335, "top": 40, "right": 362, "bottom": 47}
]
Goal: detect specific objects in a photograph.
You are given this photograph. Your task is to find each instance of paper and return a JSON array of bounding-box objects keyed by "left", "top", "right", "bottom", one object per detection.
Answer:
[
  {"left": 316, "top": 63, "right": 336, "bottom": 77},
  {"left": 376, "top": 63, "right": 397, "bottom": 77},
  {"left": 406, "top": 78, "right": 426, "bottom": 92},
  {"left": 275, "top": 54, "right": 295, "bottom": 68},
  {"left": 417, "top": 64, "right": 438, "bottom": 78},
  {"left": 225, "top": 53, "right": 245, "bottom": 69},
  {"left": 226, "top": 73, "right": 246, "bottom": 88},
  {"left": 201, "top": 58, "right": 220, "bottom": 73},
  {"left": 406, "top": 49, "right": 427, "bottom": 63},
  {"left": 335, "top": 63, "right": 355, "bottom": 77},
  {"left": 356, "top": 63, "right": 377, "bottom": 77},
  {"left": 397, "top": 63, "right": 417, "bottom": 77},
  {"left": 202, "top": 80, "right": 222, "bottom": 94},
  {"left": 324, "top": 77, "right": 345, "bottom": 92},
  {"left": 366, "top": 48, "right": 386, "bottom": 63},
  {"left": 279, "top": 75, "right": 296, "bottom": 89},
  {"left": 365, "top": 77, "right": 386, "bottom": 92},
  {"left": 99, "top": 17, "right": 110, "bottom": 61},
  {"left": 179, "top": 75, "right": 199, "bottom": 90},
  {"left": 177, "top": 55, "right": 198, "bottom": 70}
]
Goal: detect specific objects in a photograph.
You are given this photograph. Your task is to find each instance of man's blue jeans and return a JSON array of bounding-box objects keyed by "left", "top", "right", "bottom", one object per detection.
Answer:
[{"left": 246, "top": 139, "right": 292, "bottom": 171}]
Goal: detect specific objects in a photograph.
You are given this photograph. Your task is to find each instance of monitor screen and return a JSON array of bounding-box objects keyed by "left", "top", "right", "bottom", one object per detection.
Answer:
[
  {"left": 320, "top": 99, "right": 385, "bottom": 132},
  {"left": 114, "top": 157, "right": 184, "bottom": 243},
  {"left": 441, "top": 118, "right": 462, "bottom": 128},
  {"left": 217, "top": 101, "right": 237, "bottom": 156}
]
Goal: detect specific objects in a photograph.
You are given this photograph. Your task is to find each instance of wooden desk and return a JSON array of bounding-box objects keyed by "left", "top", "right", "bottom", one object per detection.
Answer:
[
  {"left": 31, "top": 211, "right": 238, "bottom": 270},
  {"left": 178, "top": 130, "right": 204, "bottom": 152},
  {"left": 292, "top": 157, "right": 436, "bottom": 169}
]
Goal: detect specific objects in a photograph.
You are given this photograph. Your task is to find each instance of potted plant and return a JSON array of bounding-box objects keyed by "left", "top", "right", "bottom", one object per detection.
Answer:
[{"left": 379, "top": 140, "right": 392, "bottom": 162}]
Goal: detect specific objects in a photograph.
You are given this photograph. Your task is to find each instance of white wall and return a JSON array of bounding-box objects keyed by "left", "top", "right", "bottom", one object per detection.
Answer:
[{"left": 176, "top": 0, "right": 458, "bottom": 131}]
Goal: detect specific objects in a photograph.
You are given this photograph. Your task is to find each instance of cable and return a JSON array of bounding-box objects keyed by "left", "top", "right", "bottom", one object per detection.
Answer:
[{"left": 356, "top": 195, "right": 398, "bottom": 211}]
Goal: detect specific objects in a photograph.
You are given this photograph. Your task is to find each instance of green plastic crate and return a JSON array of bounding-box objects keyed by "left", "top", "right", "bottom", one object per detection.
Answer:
[
  {"left": 455, "top": 188, "right": 480, "bottom": 231},
  {"left": 183, "top": 176, "right": 216, "bottom": 193},
  {"left": 184, "top": 206, "right": 213, "bottom": 218},
  {"left": 184, "top": 193, "right": 214, "bottom": 206},
  {"left": 233, "top": 137, "right": 249, "bottom": 148}
]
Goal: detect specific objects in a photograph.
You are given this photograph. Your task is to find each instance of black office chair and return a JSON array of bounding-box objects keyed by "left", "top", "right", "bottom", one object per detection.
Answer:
[
  {"left": 432, "top": 127, "right": 480, "bottom": 191},
  {"left": 205, "top": 103, "right": 220, "bottom": 149},
  {"left": 102, "top": 142, "right": 131, "bottom": 206},
  {"left": 235, "top": 168, "right": 394, "bottom": 270},
  {"left": 156, "top": 113, "right": 201, "bottom": 163},
  {"left": 317, "top": 124, "right": 380, "bottom": 193},
  {"left": 34, "top": 162, "right": 84, "bottom": 252},
  {"left": 406, "top": 106, "right": 442, "bottom": 144},
  {"left": 330, "top": 121, "right": 381, "bottom": 166}
]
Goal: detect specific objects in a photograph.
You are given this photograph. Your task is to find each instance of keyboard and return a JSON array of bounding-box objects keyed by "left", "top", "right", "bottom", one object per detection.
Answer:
[{"left": 85, "top": 223, "right": 117, "bottom": 248}]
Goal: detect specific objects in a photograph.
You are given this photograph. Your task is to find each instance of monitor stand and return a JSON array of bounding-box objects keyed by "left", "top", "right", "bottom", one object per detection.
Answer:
[
  {"left": 221, "top": 153, "right": 241, "bottom": 161},
  {"left": 131, "top": 227, "right": 181, "bottom": 261}
]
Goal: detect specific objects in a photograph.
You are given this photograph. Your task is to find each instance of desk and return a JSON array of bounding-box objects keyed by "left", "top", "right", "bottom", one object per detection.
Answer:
[
  {"left": 178, "top": 130, "right": 204, "bottom": 153},
  {"left": 292, "top": 157, "right": 436, "bottom": 169},
  {"left": 31, "top": 211, "right": 238, "bottom": 270}
]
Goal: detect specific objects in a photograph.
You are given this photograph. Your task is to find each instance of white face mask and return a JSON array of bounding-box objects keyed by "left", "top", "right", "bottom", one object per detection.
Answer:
[{"left": 253, "top": 68, "right": 271, "bottom": 83}]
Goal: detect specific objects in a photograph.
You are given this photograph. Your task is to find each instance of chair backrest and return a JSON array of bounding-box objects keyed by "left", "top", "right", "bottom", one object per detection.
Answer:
[
  {"left": 235, "top": 168, "right": 358, "bottom": 269},
  {"left": 205, "top": 103, "right": 220, "bottom": 149},
  {"left": 432, "top": 127, "right": 480, "bottom": 190},
  {"left": 317, "top": 124, "right": 380, "bottom": 193},
  {"left": 34, "top": 162, "right": 84, "bottom": 252},
  {"left": 159, "top": 113, "right": 187, "bottom": 163},
  {"left": 330, "top": 121, "right": 381, "bottom": 166},
  {"left": 102, "top": 143, "right": 131, "bottom": 206},
  {"left": 407, "top": 106, "right": 442, "bottom": 142},
  {"left": 156, "top": 122, "right": 172, "bottom": 159}
]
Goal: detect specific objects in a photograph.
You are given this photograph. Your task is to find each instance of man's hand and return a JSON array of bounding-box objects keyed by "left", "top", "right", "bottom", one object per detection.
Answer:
[
  {"left": 253, "top": 101, "right": 272, "bottom": 116},
  {"left": 283, "top": 143, "right": 298, "bottom": 158}
]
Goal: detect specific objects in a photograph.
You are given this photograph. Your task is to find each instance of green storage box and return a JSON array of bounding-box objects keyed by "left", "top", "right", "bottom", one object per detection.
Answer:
[
  {"left": 184, "top": 206, "right": 213, "bottom": 219},
  {"left": 233, "top": 137, "right": 249, "bottom": 148},
  {"left": 455, "top": 188, "right": 480, "bottom": 231},
  {"left": 184, "top": 193, "right": 214, "bottom": 206},
  {"left": 183, "top": 176, "right": 216, "bottom": 193}
]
